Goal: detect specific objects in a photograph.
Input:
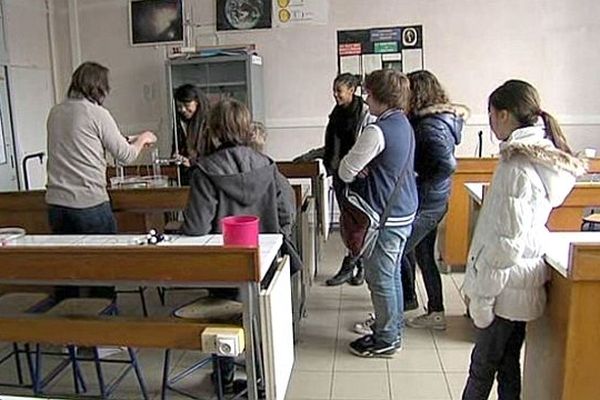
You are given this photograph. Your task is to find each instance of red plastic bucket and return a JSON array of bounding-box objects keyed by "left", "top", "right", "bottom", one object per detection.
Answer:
[{"left": 221, "top": 215, "right": 260, "bottom": 247}]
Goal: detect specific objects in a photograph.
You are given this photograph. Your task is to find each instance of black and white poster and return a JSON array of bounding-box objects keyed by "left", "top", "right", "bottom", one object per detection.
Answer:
[{"left": 217, "top": 0, "right": 272, "bottom": 31}]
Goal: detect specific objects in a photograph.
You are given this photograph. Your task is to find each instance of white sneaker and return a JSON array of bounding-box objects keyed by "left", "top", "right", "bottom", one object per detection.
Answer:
[
  {"left": 406, "top": 312, "right": 447, "bottom": 330},
  {"left": 353, "top": 313, "right": 375, "bottom": 335}
]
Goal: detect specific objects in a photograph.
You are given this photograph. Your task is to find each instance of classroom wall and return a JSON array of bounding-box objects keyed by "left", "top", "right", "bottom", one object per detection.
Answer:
[
  {"left": 2, "top": 0, "right": 54, "bottom": 189},
  {"left": 16, "top": 0, "right": 600, "bottom": 174}
]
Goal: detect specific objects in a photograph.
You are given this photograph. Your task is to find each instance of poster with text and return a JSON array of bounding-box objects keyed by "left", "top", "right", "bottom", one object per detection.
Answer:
[
  {"left": 337, "top": 25, "right": 423, "bottom": 77},
  {"left": 274, "top": 0, "right": 329, "bottom": 27}
]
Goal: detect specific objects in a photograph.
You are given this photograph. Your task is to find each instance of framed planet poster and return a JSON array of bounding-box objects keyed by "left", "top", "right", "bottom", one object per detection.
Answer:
[{"left": 216, "top": 0, "right": 272, "bottom": 31}]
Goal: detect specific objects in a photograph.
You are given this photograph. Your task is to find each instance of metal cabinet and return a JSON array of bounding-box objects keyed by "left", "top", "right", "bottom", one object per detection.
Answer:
[{"left": 166, "top": 53, "right": 265, "bottom": 128}]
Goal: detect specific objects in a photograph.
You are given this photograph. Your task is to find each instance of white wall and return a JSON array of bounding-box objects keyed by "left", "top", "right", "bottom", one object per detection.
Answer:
[
  {"left": 19, "top": 0, "right": 600, "bottom": 172},
  {"left": 3, "top": 0, "right": 54, "bottom": 189}
]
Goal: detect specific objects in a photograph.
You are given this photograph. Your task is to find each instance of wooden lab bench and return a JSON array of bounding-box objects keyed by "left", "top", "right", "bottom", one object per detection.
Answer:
[
  {"left": 524, "top": 232, "right": 600, "bottom": 399},
  {"left": 462, "top": 181, "right": 600, "bottom": 268},
  {"left": 440, "top": 157, "right": 600, "bottom": 270},
  {"left": 0, "top": 234, "right": 292, "bottom": 400},
  {"left": 0, "top": 183, "right": 314, "bottom": 349},
  {"left": 0, "top": 188, "right": 189, "bottom": 234}
]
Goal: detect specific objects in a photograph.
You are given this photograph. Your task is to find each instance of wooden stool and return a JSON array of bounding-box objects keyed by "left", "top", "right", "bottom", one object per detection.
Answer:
[
  {"left": 161, "top": 297, "right": 243, "bottom": 400},
  {"left": 0, "top": 292, "right": 52, "bottom": 389},
  {"left": 33, "top": 298, "right": 148, "bottom": 399}
]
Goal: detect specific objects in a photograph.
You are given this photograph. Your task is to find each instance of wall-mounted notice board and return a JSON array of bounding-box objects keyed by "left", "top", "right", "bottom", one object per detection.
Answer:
[{"left": 337, "top": 25, "right": 424, "bottom": 77}]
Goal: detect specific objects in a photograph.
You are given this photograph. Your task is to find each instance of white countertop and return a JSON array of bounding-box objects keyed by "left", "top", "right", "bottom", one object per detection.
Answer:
[
  {"left": 464, "top": 182, "right": 485, "bottom": 205},
  {"left": 2, "top": 233, "right": 283, "bottom": 281},
  {"left": 544, "top": 232, "right": 600, "bottom": 278},
  {"left": 465, "top": 180, "right": 600, "bottom": 207}
]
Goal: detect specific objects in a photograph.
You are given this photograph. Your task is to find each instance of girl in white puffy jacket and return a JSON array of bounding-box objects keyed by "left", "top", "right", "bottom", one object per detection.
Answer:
[{"left": 461, "top": 80, "right": 586, "bottom": 400}]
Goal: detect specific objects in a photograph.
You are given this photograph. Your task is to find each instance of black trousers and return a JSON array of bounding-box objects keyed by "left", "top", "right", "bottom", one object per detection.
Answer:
[{"left": 462, "top": 316, "right": 526, "bottom": 400}]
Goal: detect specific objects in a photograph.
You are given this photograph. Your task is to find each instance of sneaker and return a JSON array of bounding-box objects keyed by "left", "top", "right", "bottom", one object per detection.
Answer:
[
  {"left": 406, "top": 311, "right": 447, "bottom": 330},
  {"left": 348, "top": 335, "right": 397, "bottom": 358},
  {"left": 353, "top": 313, "right": 375, "bottom": 335}
]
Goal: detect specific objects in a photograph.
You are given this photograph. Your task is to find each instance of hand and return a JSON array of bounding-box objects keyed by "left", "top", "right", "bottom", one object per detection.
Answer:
[
  {"left": 140, "top": 130, "right": 157, "bottom": 146},
  {"left": 174, "top": 153, "right": 190, "bottom": 167},
  {"left": 131, "top": 130, "right": 157, "bottom": 147}
]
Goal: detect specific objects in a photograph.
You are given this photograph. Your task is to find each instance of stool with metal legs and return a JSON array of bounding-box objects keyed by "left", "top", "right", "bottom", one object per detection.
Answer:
[
  {"left": 0, "top": 292, "right": 53, "bottom": 389},
  {"left": 32, "top": 298, "right": 149, "bottom": 399}
]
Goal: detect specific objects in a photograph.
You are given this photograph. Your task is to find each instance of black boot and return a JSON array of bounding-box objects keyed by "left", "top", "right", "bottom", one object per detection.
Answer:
[
  {"left": 326, "top": 256, "right": 356, "bottom": 286},
  {"left": 349, "top": 260, "right": 364, "bottom": 286}
]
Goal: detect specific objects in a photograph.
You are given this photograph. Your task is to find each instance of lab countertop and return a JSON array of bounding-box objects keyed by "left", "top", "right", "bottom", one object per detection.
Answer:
[
  {"left": 2, "top": 233, "right": 283, "bottom": 281},
  {"left": 543, "top": 231, "right": 600, "bottom": 278},
  {"left": 464, "top": 182, "right": 485, "bottom": 205}
]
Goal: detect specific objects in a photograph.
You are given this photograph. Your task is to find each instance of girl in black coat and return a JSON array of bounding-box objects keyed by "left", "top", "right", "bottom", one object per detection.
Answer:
[{"left": 295, "top": 74, "right": 373, "bottom": 286}]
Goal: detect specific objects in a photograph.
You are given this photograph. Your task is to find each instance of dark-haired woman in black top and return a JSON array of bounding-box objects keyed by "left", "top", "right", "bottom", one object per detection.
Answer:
[
  {"left": 172, "top": 84, "right": 209, "bottom": 183},
  {"left": 295, "top": 73, "right": 373, "bottom": 286}
]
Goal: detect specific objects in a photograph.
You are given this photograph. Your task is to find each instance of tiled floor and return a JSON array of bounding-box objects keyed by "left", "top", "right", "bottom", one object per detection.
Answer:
[
  {"left": 0, "top": 235, "right": 492, "bottom": 400},
  {"left": 286, "top": 235, "right": 494, "bottom": 400}
]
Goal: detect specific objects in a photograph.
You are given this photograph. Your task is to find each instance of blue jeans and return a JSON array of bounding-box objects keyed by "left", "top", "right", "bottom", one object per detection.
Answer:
[
  {"left": 400, "top": 206, "right": 447, "bottom": 311},
  {"left": 363, "top": 224, "right": 412, "bottom": 345},
  {"left": 48, "top": 201, "right": 117, "bottom": 300},
  {"left": 48, "top": 202, "right": 117, "bottom": 234}
]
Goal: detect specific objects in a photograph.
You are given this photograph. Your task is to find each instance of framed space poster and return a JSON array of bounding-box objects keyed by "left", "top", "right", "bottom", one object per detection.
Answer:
[
  {"left": 129, "top": 0, "right": 184, "bottom": 46},
  {"left": 217, "top": 0, "right": 272, "bottom": 31},
  {"left": 337, "top": 25, "right": 424, "bottom": 77}
]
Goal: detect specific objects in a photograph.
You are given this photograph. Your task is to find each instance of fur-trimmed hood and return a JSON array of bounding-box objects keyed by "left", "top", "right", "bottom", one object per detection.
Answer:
[
  {"left": 500, "top": 126, "right": 587, "bottom": 207},
  {"left": 411, "top": 103, "right": 470, "bottom": 146},
  {"left": 412, "top": 103, "right": 471, "bottom": 120}
]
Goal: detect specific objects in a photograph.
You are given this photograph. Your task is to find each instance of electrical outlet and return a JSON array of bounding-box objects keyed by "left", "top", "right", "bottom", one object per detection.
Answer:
[{"left": 201, "top": 327, "right": 245, "bottom": 357}]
